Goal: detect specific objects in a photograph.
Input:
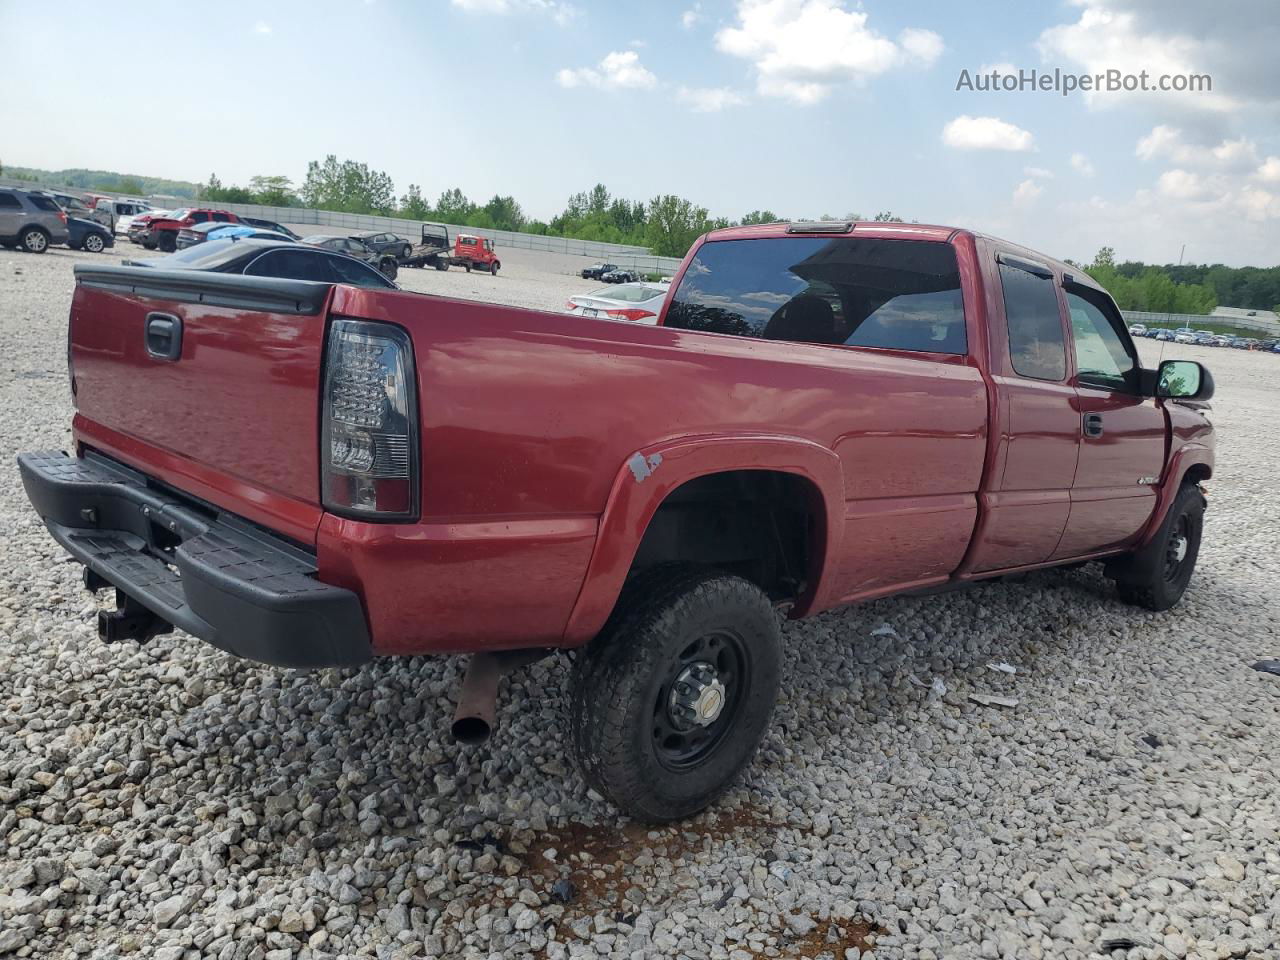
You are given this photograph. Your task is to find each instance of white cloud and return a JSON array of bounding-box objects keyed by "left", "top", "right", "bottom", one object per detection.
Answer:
[
  {"left": 715, "top": 0, "right": 943, "bottom": 104},
  {"left": 1257, "top": 157, "right": 1280, "bottom": 184},
  {"left": 452, "top": 0, "right": 576, "bottom": 25},
  {"left": 1024, "top": 166, "right": 1054, "bottom": 179},
  {"left": 252, "top": 20, "right": 272, "bottom": 34},
  {"left": 1013, "top": 179, "right": 1043, "bottom": 206},
  {"left": 1036, "top": 1, "right": 1234, "bottom": 113},
  {"left": 556, "top": 50, "right": 657, "bottom": 90},
  {"left": 941, "top": 115, "right": 1034, "bottom": 152},
  {"left": 1157, "top": 169, "right": 1215, "bottom": 201},
  {"left": 681, "top": 3, "right": 702, "bottom": 28},
  {"left": 676, "top": 86, "right": 748, "bottom": 112},
  {"left": 1136, "top": 126, "right": 1260, "bottom": 171},
  {"left": 978, "top": 62, "right": 1018, "bottom": 77},
  {"left": 1070, "top": 153, "right": 1096, "bottom": 177}
]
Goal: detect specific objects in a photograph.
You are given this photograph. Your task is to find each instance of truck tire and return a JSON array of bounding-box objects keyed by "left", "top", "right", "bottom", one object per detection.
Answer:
[
  {"left": 402, "top": 244, "right": 412, "bottom": 260},
  {"left": 158, "top": 232, "right": 176, "bottom": 253},
  {"left": 379, "top": 258, "right": 398, "bottom": 281},
  {"left": 1108, "top": 482, "right": 1205, "bottom": 611},
  {"left": 490, "top": 260, "right": 499, "bottom": 276},
  {"left": 19, "top": 227, "right": 50, "bottom": 253},
  {"left": 569, "top": 565, "right": 781, "bottom": 822},
  {"left": 434, "top": 260, "right": 448, "bottom": 271}
]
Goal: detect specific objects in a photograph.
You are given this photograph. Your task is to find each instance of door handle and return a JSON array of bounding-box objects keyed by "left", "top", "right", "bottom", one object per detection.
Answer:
[
  {"left": 145, "top": 312, "right": 182, "bottom": 361},
  {"left": 1082, "top": 413, "right": 1104, "bottom": 438}
]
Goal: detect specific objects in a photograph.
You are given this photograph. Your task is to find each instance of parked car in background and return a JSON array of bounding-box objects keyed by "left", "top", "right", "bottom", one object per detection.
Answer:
[
  {"left": 90, "top": 198, "right": 152, "bottom": 235},
  {"left": 566, "top": 282, "right": 668, "bottom": 324},
  {"left": 601, "top": 267, "right": 641, "bottom": 284},
  {"left": 127, "top": 210, "right": 172, "bottom": 245},
  {"left": 1128, "top": 323, "right": 1147, "bottom": 336},
  {"left": 581, "top": 262, "right": 618, "bottom": 280},
  {"left": 66, "top": 217, "right": 114, "bottom": 253},
  {"left": 1192, "top": 332, "right": 1218, "bottom": 346},
  {"left": 1154, "top": 329, "right": 1176, "bottom": 341},
  {"left": 124, "top": 236, "right": 398, "bottom": 288},
  {"left": 239, "top": 217, "right": 300, "bottom": 240},
  {"left": 176, "top": 221, "right": 295, "bottom": 250},
  {"left": 1174, "top": 328, "right": 1197, "bottom": 344},
  {"left": 143, "top": 208, "right": 240, "bottom": 252},
  {"left": 38, "top": 191, "right": 95, "bottom": 219},
  {"left": 0, "top": 187, "right": 70, "bottom": 253},
  {"left": 302, "top": 235, "right": 399, "bottom": 280},
  {"left": 355, "top": 231, "right": 411, "bottom": 260}
]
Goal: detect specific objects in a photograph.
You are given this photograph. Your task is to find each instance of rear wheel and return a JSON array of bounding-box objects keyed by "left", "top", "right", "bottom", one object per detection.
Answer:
[
  {"left": 1108, "top": 482, "right": 1205, "bottom": 611},
  {"left": 19, "top": 227, "right": 49, "bottom": 254},
  {"left": 158, "top": 232, "right": 176, "bottom": 253},
  {"left": 402, "top": 244, "right": 412, "bottom": 260},
  {"left": 83, "top": 233, "right": 106, "bottom": 253},
  {"left": 379, "top": 258, "right": 399, "bottom": 280},
  {"left": 434, "top": 259, "right": 448, "bottom": 271},
  {"left": 569, "top": 566, "right": 781, "bottom": 822}
]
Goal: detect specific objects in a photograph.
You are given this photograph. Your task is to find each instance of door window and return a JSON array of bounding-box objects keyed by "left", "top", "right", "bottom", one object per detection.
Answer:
[
  {"left": 325, "top": 253, "right": 396, "bottom": 288},
  {"left": 0, "top": 193, "right": 20, "bottom": 209},
  {"left": 189, "top": 211, "right": 210, "bottom": 223},
  {"left": 1000, "top": 260, "right": 1066, "bottom": 381},
  {"left": 1065, "top": 287, "right": 1138, "bottom": 392},
  {"left": 212, "top": 212, "right": 231, "bottom": 222},
  {"left": 244, "top": 248, "right": 332, "bottom": 283}
]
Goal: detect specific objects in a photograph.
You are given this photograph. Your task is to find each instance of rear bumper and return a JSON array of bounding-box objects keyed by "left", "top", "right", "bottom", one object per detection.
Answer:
[{"left": 18, "top": 450, "right": 371, "bottom": 668}]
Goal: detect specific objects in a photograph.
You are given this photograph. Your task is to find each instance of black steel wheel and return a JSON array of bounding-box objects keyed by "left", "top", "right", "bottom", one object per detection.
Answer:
[
  {"left": 1111, "top": 482, "right": 1205, "bottom": 611},
  {"left": 569, "top": 566, "right": 780, "bottom": 822}
]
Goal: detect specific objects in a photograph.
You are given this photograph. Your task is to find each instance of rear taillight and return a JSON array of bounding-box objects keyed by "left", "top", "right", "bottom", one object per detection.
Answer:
[
  {"left": 58, "top": 211, "right": 68, "bottom": 224},
  {"left": 565, "top": 300, "right": 579, "bottom": 310},
  {"left": 605, "top": 309, "right": 657, "bottom": 323},
  {"left": 321, "top": 319, "right": 419, "bottom": 521}
]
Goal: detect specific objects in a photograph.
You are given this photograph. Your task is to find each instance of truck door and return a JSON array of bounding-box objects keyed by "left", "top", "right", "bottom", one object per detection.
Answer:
[
  {"left": 965, "top": 251, "right": 1078, "bottom": 572},
  {"left": 1052, "top": 281, "right": 1166, "bottom": 557}
]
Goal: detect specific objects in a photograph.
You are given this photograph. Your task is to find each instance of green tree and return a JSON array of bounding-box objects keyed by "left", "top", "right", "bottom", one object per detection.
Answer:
[
  {"left": 117, "top": 176, "right": 144, "bottom": 196},
  {"left": 1091, "top": 246, "right": 1116, "bottom": 270},
  {"left": 481, "top": 194, "right": 525, "bottom": 231},
  {"left": 645, "top": 194, "right": 709, "bottom": 258},
  {"left": 434, "top": 187, "right": 475, "bottom": 223},
  {"left": 740, "top": 210, "right": 780, "bottom": 225},
  {"left": 250, "top": 175, "right": 295, "bottom": 206},
  {"left": 399, "top": 184, "right": 431, "bottom": 220},
  {"left": 301, "top": 155, "right": 396, "bottom": 214},
  {"left": 872, "top": 211, "right": 904, "bottom": 222}
]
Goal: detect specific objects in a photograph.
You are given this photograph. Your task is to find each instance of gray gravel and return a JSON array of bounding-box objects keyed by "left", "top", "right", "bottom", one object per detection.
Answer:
[{"left": 1, "top": 243, "right": 1278, "bottom": 960}]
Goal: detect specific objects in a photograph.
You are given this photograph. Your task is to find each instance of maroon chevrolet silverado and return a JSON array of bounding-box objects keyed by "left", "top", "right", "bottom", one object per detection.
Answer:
[{"left": 19, "top": 220, "right": 1215, "bottom": 821}]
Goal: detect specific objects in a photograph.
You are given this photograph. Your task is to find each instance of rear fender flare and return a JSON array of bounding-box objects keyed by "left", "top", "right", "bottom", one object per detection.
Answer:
[{"left": 562, "top": 434, "right": 845, "bottom": 645}]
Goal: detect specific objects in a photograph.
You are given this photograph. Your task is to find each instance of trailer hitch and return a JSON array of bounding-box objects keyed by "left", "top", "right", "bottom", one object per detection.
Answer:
[{"left": 97, "top": 589, "right": 174, "bottom": 645}]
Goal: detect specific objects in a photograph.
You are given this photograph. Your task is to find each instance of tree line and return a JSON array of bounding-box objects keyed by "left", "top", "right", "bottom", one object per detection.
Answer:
[
  {"left": 198, "top": 155, "right": 902, "bottom": 258},
  {"left": 1081, "top": 246, "right": 1280, "bottom": 315}
]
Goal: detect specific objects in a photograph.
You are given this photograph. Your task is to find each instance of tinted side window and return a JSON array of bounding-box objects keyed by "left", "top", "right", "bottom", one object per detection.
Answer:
[
  {"left": 29, "top": 195, "right": 60, "bottom": 212},
  {"left": 244, "top": 249, "right": 331, "bottom": 283},
  {"left": 189, "top": 211, "right": 210, "bottom": 223},
  {"left": 0, "top": 193, "right": 20, "bottom": 209},
  {"left": 326, "top": 254, "right": 395, "bottom": 288},
  {"left": 665, "top": 237, "right": 966, "bottom": 354},
  {"left": 1000, "top": 261, "right": 1066, "bottom": 381},
  {"left": 212, "top": 212, "right": 231, "bottom": 222},
  {"left": 1066, "top": 287, "right": 1138, "bottom": 392}
]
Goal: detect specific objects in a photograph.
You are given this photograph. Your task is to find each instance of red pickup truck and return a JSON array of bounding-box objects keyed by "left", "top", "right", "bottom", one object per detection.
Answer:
[
  {"left": 19, "top": 220, "right": 1215, "bottom": 822},
  {"left": 140, "top": 207, "right": 240, "bottom": 252}
]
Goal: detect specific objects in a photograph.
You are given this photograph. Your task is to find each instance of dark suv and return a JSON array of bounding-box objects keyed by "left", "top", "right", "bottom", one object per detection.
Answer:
[{"left": 0, "top": 188, "right": 71, "bottom": 253}]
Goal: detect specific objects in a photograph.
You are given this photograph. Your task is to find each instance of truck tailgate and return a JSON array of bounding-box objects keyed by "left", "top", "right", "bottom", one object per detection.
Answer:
[{"left": 68, "top": 265, "right": 334, "bottom": 544}]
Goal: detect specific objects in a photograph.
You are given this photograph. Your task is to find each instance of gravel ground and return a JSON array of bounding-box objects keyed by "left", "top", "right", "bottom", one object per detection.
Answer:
[{"left": 1, "top": 243, "right": 1278, "bottom": 960}]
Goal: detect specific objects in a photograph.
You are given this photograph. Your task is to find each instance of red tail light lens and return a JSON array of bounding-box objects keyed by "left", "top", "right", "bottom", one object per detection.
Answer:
[
  {"left": 605, "top": 308, "right": 657, "bottom": 323},
  {"left": 58, "top": 212, "right": 68, "bottom": 224},
  {"left": 321, "top": 319, "right": 419, "bottom": 521}
]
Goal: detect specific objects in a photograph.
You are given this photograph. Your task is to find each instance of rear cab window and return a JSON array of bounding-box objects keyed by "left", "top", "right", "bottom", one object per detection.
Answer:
[{"left": 664, "top": 236, "right": 967, "bottom": 355}]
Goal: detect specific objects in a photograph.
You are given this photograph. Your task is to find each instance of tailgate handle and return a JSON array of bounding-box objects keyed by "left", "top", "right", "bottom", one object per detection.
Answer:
[{"left": 145, "top": 312, "right": 182, "bottom": 361}]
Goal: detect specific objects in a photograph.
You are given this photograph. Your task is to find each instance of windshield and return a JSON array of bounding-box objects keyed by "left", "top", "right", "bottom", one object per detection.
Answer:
[{"left": 589, "top": 284, "right": 665, "bottom": 302}]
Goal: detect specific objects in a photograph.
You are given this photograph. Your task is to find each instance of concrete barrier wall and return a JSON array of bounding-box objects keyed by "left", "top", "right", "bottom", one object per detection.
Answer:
[{"left": 1122, "top": 310, "right": 1280, "bottom": 335}]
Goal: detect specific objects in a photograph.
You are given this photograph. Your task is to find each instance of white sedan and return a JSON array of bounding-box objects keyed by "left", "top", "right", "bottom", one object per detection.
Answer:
[{"left": 566, "top": 282, "right": 669, "bottom": 325}]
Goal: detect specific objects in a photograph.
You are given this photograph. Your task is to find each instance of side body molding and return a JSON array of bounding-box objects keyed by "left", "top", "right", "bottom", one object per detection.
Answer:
[{"left": 562, "top": 434, "right": 845, "bottom": 645}]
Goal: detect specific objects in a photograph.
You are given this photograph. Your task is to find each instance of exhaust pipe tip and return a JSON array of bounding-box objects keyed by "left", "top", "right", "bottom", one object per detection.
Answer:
[{"left": 451, "top": 715, "right": 492, "bottom": 745}]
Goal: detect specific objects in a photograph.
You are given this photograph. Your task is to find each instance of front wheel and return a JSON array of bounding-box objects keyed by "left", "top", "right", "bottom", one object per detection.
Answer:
[
  {"left": 158, "top": 232, "right": 176, "bottom": 253},
  {"left": 489, "top": 260, "right": 499, "bottom": 275},
  {"left": 83, "top": 233, "right": 106, "bottom": 253},
  {"left": 402, "top": 245, "right": 412, "bottom": 260},
  {"left": 1108, "top": 483, "right": 1205, "bottom": 611},
  {"left": 569, "top": 566, "right": 781, "bottom": 822}
]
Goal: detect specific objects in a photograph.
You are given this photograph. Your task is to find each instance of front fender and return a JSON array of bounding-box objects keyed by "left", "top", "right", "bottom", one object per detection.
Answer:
[
  {"left": 1136, "top": 442, "right": 1213, "bottom": 549},
  {"left": 562, "top": 434, "right": 845, "bottom": 645}
]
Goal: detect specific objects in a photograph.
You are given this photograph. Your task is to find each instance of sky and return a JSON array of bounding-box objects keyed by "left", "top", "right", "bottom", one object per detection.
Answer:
[{"left": 1, "top": 0, "right": 1277, "bottom": 267}]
